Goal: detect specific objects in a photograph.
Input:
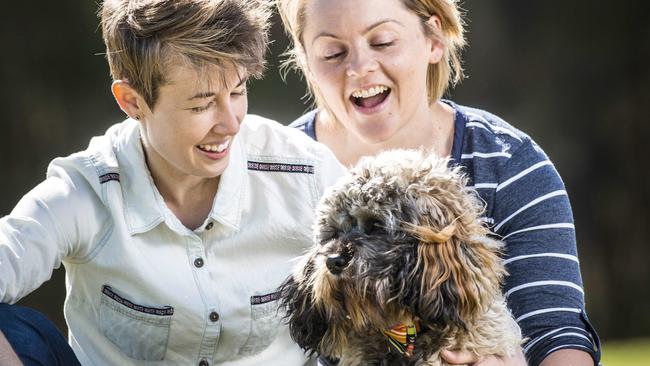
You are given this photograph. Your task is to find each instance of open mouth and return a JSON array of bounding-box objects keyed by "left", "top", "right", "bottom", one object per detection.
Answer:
[{"left": 350, "top": 85, "right": 391, "bottom": 109}]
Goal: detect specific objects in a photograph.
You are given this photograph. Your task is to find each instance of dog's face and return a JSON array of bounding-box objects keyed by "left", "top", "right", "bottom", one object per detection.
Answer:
[
  {"left": 280, "top": 150, "right": 506, "bottom": 357},
  {"left": 311, "top": 182, "right": 424, "bottom": 331}
]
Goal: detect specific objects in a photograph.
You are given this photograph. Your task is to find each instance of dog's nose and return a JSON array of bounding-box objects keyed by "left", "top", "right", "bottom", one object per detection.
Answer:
[{"left": 326, "top": 254, "right": 348, "bottom": 275}]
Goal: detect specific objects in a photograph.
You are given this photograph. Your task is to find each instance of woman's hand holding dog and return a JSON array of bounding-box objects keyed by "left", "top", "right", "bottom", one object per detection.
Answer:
[{"left": 441, "top": 348, "right": 527, "bottom": 366}]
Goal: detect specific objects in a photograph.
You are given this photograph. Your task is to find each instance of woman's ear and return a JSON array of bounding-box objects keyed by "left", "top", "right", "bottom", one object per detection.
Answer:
[
  {"left": 111, "top": 80, "right": 146, "bottom": 121},
  {"left": 425, "top": 15, "right": 445, "bottom": 64}
]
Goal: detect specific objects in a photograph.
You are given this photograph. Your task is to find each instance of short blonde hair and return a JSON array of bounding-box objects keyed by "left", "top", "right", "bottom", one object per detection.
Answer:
[
  {"left": 100, "top": 0, "right": 271, "bottom": 108},
  {"left": 276, "top": 0, "right": 466, "bottom": 107}
]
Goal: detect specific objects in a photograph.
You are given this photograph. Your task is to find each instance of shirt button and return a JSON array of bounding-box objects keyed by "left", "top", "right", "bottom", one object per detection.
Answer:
[
  {"left": 199, "top": 360, "right": 209, "bottom": 366},
  {"left": 194, "top": 258, "right": 204, "bottom": 268},
  {"left": 209, "top": 311, "right": 219, "bottom": 322},
  {"left": 205, "top": 222, "right": 214, "bottom": 230}
]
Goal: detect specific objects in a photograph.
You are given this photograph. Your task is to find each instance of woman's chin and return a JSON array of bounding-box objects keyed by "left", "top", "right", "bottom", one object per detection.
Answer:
[{"left": 355, "top": 123, "right": 399, "bottom": 145}]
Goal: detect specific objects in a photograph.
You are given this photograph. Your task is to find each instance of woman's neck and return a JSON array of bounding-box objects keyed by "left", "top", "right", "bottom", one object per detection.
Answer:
[
  {"left": 317, "top": 101, "right": 455, "bottom": 167},
  {"left": 142, "top": 143, "right": 219, "bottom": 230}
]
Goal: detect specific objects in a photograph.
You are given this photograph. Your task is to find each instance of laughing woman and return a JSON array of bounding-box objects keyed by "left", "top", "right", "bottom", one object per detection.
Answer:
[{"left": 276, "top": 0, "right": 601, "bottom": 365}]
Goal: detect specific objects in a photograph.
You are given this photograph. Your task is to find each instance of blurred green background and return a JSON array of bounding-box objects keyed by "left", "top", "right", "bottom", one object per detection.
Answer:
[
  {"left": 601, "top": 338, "right": 650, "bottom": 365},
  {"left": 1, "top": 0, "right": 648, "bottom": 356}
]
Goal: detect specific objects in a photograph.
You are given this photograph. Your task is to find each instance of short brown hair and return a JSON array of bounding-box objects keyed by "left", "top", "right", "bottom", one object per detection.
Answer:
[
  {"left": 100, "top": 0, "right": 271, "bottom": 108},
  {"left": 277, "top": 0, "right": 466, "bottom": 106}
]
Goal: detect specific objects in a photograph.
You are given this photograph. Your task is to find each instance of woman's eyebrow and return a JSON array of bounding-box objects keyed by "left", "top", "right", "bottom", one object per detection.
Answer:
[
  {"left": 312, "top": 18, "right": 402, "bottom": 44},
  {"left": 362, "top": 19, "right": 402, "bottom": 34},
  {"left": 187, "top": 76, "right": 248, "bottom": 100},
  {"left": 188, "top": 92, "right": 215, "bottom": 100}
]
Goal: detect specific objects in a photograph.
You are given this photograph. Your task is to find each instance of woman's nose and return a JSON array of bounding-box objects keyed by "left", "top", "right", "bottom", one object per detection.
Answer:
[
  {"left": 212, "top": 101, "right": 242, "bottom": 135},
  {"left": 346, "top": 48, "right": 377, "bottom": 78}
]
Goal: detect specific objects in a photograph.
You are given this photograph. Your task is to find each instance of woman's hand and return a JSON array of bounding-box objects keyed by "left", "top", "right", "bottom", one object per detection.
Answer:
[{"left": 441, "top": 349, "right": 527, "bottom": 365}]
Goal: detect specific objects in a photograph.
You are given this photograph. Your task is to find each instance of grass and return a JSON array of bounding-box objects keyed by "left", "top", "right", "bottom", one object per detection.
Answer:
[{"left": 601, "top": 338, "right": 650, "bottom": 366}]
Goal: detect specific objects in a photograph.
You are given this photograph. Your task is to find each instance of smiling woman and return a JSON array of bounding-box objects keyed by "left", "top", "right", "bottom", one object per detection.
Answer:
[
  {"left": 276, "top": 0, "right": 602, "bottom": 365},
  {"left": 0, "top": 0, "right": 346, "bottom": 365},
  {"left": 302, "top": 0, "right": 448, "bottom": 151},
  {"left": 112, "top": 62, "right": 250, "bottom": 228}
]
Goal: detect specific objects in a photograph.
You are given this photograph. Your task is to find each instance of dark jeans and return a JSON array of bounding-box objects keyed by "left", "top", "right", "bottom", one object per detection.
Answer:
[{"left": 0, "top": 304, "right": 81, "bottom": 366}]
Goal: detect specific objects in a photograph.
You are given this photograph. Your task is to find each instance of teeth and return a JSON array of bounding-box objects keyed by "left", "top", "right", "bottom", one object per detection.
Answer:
[
  {"left": 351, "top": 85, "right": 388, "bottom": 99},
  {"left": 199, "top": 139, "right": 230, "bottom": 153},
  {"left": 217, "top": 140, "right": 230, "bottom": 152}
]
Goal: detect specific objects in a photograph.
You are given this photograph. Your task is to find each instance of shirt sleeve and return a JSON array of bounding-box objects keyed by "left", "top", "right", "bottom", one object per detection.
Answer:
[
  {"left": 491, "top": 139, "right": 601, "bottom": 366},
  {"left": 0, "top": 171, "right": 109, "bottom": 303}
]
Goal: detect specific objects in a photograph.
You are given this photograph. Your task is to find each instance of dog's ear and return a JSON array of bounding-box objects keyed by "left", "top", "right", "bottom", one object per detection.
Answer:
[
  {"left": 278, "top": 263, "right": 352, "bottom": 359},
  {"left": 405, "top": 221, "right": 505, "bottom": 330},
  {"left": 278, "top": 270, "right": 328, "bottom": 356}
]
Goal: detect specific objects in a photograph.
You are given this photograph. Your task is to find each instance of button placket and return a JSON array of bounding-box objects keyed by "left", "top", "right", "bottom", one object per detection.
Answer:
[
  {"left": 188, "top": 239, "right": 221, "bottom": 363},
  {"left": 189, "top": 238, "right": 206, "bottom": 269}
]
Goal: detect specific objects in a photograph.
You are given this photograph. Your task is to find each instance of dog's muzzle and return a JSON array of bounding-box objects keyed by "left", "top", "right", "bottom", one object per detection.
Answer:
[{"left": 326, "top": 254, "right": 349, "bottom": 275}]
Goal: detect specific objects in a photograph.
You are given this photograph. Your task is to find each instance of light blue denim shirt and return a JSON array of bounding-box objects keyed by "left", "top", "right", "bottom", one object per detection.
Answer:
[{"left": 0, "top": 115, "right": 345, "bottom": 365}]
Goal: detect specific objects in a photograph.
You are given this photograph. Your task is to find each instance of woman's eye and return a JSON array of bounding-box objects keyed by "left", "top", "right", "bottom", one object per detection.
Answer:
[
  {"left": 190, "top": 101, "right": 214, "bottom": 113},
  {"left": 324, "top": 51, "right": 345, "bottom": 61},
  {"left": 232, "top": 88, "right": 247, "bottom": 97},
  {"left": 372, "top": 41, "right": 394, "bottom": 49}
]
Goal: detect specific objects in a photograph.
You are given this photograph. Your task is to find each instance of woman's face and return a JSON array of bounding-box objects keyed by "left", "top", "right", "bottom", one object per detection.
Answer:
[
  {"left": 139, "top": 62, "right": 248, "bottom": 181},
  {"left": 302, "top": 0, "right": 443, "bottom": 144}
]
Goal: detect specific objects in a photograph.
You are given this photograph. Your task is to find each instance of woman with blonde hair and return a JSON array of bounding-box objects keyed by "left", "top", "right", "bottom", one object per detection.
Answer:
[{"left": 276, "top": 0, "right": 601, "bottom": 365}]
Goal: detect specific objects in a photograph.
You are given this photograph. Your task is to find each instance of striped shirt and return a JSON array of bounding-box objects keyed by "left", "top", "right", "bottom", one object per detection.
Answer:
[{"left": 290, "top": 101, "right": 601, "bottom": 366}]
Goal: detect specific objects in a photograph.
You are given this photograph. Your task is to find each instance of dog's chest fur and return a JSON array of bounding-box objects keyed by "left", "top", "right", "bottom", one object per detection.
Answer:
[{"left": 340, "top": 329, "right": 448, "bottom": 366}]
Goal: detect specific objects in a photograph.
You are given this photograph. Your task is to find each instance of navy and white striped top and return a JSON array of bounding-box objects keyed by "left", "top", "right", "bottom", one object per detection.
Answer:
[{"left": 290, "top": 101, "right": 601, "bottom": 366}]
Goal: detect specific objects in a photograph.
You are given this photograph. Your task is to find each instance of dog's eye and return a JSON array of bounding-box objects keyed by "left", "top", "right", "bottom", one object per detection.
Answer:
[
  {"left": 358, "top": 217, "right": 383, "bottom": 235},
  {"left": 369, "top": 221, "right": 384, "bottom": 234},
  {"left": 318, "top": 225, "right": 338, "bottom": 243}
]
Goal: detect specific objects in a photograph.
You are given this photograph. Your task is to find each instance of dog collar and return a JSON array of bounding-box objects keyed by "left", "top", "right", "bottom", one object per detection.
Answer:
[{"left": 382, "top": 322, "right": 420, "bottom": 356}]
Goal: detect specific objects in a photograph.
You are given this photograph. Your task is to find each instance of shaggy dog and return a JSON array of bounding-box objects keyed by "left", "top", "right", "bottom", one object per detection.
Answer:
[{"left": 279, "top": 150, "right": 522, "bottom": 365}]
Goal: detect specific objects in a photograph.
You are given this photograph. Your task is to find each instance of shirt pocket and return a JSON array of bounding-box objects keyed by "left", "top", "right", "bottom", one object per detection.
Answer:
[
  {"left": 238, "top": 291, "right": 283, "bottom": 356},
  {"left": 99, "top": 285, "right": 173, "bottom": 361}
]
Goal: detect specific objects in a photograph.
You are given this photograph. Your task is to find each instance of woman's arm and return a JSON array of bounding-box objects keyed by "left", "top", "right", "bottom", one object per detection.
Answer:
[
  {"left": 441, "top": 348, "right": 593, "bottom": 365},
  {"left": 539, "top": 349, "right": 594, "bottom": 366},
  {"left": 0, "top": 183, "right": 68, "bottom": 303},
  {"left": 0, "top": 171, "right": 107, "bottom": 303},
  {"left": 490, "top": 139, "right": 600, "bottom": 365},
  {"left": 0, "top": 330, "right": 23, "bottom": 366}
]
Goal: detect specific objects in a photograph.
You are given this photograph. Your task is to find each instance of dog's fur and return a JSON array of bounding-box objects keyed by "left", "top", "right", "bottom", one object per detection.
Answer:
[{"left": 279, "top": 150, "right": 522, "bottom": 365}]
